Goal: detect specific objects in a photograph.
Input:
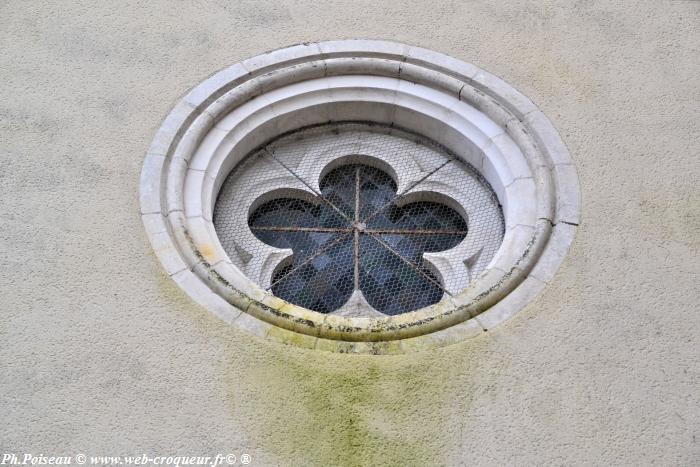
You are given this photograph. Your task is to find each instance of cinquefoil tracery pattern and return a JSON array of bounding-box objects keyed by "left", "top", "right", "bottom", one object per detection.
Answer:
[{"left": 249, "top": 164, "right": 468, "bottom": 315}]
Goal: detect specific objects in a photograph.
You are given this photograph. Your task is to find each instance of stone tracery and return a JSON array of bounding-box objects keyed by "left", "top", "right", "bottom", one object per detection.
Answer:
[{"left": 247, "top": 163, "right": 469, "bottom": 315}]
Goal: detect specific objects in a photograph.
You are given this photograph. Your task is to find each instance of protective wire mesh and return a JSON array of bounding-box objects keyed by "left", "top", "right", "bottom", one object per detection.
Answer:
[
  {"left": 214, "top": 122, "right": 504, "bottom": 316},
  {"left": 269, "top": 232, "right": 354, "bottom": 313}
]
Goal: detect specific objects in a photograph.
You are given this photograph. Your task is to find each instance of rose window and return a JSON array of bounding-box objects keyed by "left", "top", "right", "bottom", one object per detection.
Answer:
[
  {"left": 142, "top": 41, "right": 581, "bottom": 351},
  {"left": 248, "top": 164, "right": 468, "bottom": 315},
  {"left": 213, "top": 123, "right": 505, "bottom": 318}
]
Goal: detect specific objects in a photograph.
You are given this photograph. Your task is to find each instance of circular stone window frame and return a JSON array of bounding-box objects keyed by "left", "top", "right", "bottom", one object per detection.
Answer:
[{"left": 140, "top": 40, "right": 581, "bottom": 354}]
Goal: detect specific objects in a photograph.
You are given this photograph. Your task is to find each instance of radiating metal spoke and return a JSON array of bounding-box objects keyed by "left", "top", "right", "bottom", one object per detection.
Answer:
[
  {"left": 365, "top": 228, "right": 468, "bottom": 235},
  {"left": 267, "top": 232, "right": 353, "bottom": 290},
  {"left": 251, "top": 226, "right": 351, "bottom": 233},
  {"left": 366, "top": 232, "right": 452, "bottom": 296},
  {"left": 354, "top": 166, "right": 361, "bottom": 290},
  {"left": 263, "top": 147, "right": 354, "bottom": 224},
  {"left": 361, "top": 159, "right": 453, "bottom": 226}
]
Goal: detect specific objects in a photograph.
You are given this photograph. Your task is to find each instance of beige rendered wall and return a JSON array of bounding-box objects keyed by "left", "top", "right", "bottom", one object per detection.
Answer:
[{"left": 1, "top": 1, "right": 698, "bottom": 465}]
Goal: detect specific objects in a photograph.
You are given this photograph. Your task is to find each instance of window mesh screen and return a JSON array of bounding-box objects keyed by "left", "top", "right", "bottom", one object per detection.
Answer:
[
  {"left": 214, "top": 123, "right": 504, "bottom": 316},
  {"left": 248, "top": 164, "right": 466, "bottom": 314}
]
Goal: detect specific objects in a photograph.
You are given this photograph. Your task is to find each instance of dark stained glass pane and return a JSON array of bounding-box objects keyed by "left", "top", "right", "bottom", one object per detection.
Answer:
[{"left": 248, "top": 163, "right": 468, "bottom": 315}]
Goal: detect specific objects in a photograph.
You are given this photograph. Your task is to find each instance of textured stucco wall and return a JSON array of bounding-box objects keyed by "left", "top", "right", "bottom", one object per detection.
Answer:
[{"left": 1, "top": 1, "right": 698, "bottom": 465}]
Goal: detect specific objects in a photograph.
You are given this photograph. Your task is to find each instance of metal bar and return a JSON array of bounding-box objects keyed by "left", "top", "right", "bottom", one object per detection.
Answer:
[
  {"left": 361, "top": 159, "right": 453, "bottom": 225},
  {"left": 366, "top": 228, "right": 468, "bottom": 235},
  {"left": 354, "top": 230, "right": 360, "bottom": 290},
  {"left": 354, "top": 166, "right": 361, "bottom": 290},
  {"left": 262, "top": 147, "right": 354, "bottom": 224},
  {"left": 366, "top": 232, "right": 452, "bottom": 296},
  {"left": 251, "top": 226, "right": 351, "bottom": 233},
  {"left": 267, "top": 232, "right": 353, "bottom": 291}
]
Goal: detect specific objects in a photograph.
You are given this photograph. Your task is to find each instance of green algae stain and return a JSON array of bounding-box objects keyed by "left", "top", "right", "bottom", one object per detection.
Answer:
[{"left": 224, "top": 339, "right": 482, "bottom": 467}]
